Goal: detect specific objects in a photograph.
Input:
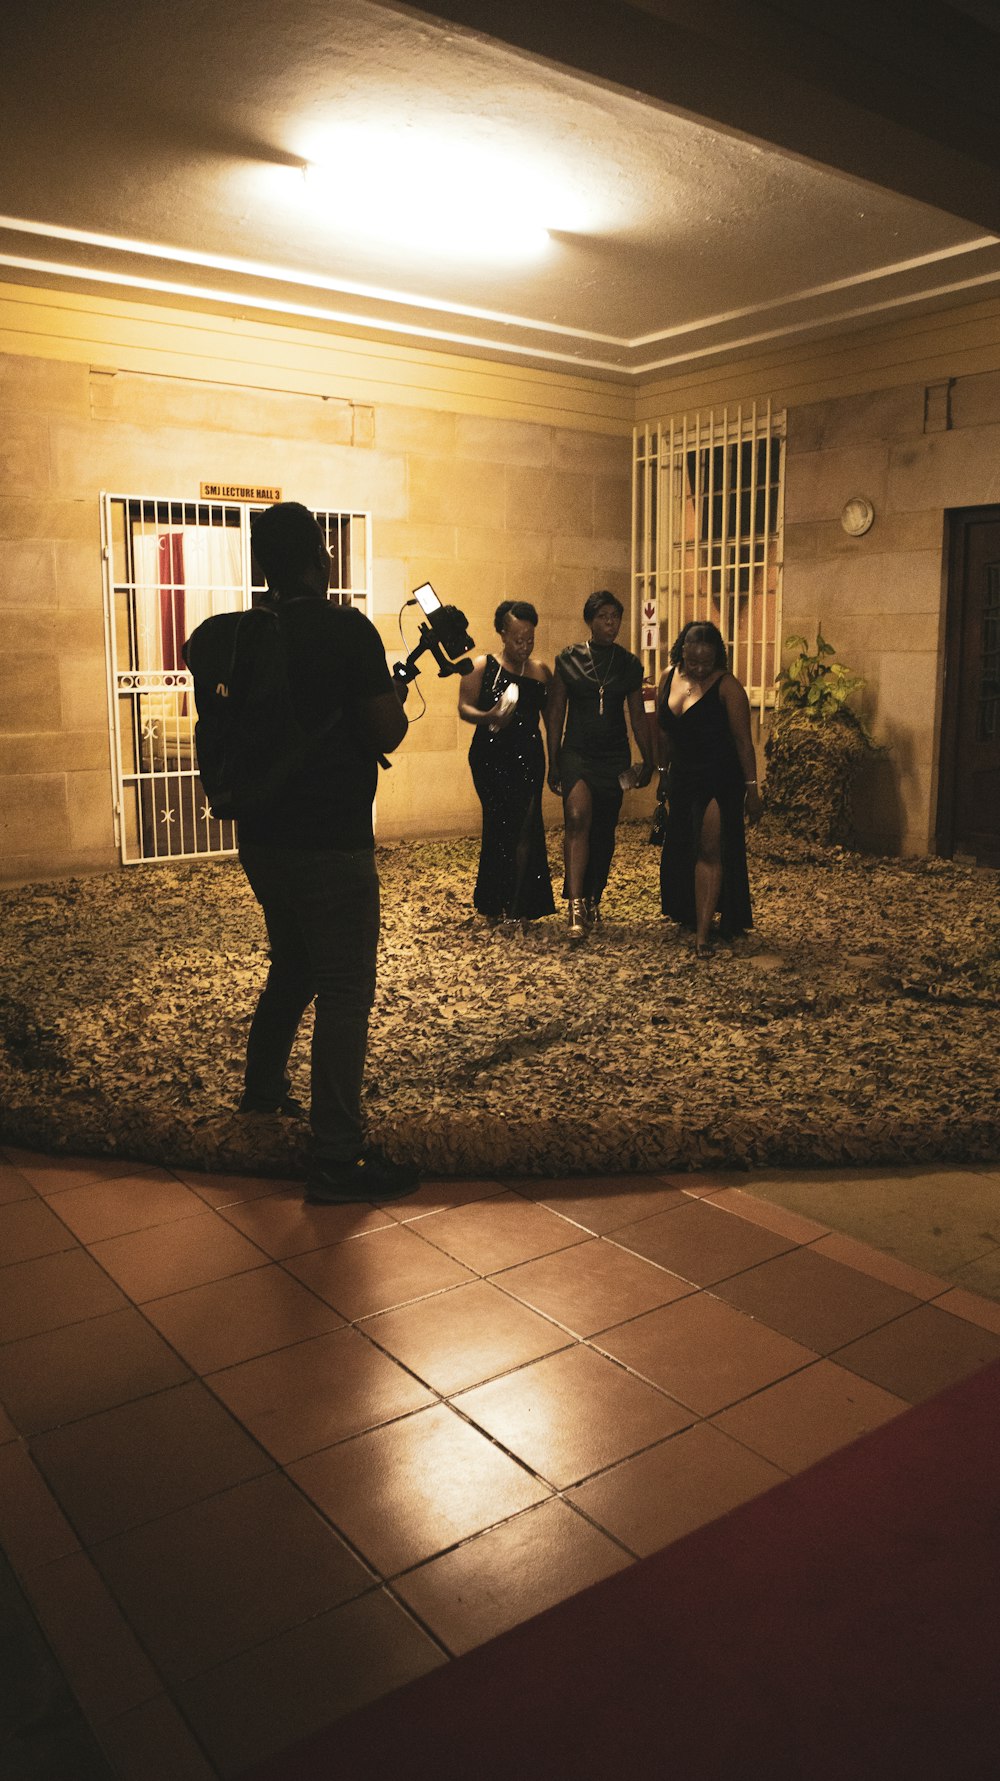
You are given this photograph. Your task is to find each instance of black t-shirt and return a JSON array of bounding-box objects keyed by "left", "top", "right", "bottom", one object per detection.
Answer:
[{"left": 236, "top": 597, "right": 394, "bottom": 851}]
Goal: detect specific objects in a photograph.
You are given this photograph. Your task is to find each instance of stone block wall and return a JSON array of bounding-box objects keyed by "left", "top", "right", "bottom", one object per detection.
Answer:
[
  {"left": 0, "top": 353, "right": 631, "bottom": 880},
  {"left": 782, "top": 371, "right": 1000, "bottom": 853}
]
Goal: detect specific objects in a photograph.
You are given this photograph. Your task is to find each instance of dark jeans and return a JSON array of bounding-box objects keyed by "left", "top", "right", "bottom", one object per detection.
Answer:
[{"left": 238, "top": 842, "right": 380, "bottom": 1163}]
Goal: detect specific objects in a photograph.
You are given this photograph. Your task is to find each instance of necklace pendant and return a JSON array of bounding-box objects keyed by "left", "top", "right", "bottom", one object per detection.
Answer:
[{"left": 599, "top": 690, "right": 605, "bottom": 717}]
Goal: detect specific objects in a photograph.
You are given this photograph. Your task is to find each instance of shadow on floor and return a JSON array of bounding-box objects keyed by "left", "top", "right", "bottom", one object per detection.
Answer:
[{"left": 0, "top": 1550, "right": 112, "bottom": 1781}]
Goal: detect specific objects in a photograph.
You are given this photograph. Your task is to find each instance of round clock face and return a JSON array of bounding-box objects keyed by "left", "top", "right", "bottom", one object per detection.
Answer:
[{"left": 841, "top": 496, "right": 874, "bottom": 536}]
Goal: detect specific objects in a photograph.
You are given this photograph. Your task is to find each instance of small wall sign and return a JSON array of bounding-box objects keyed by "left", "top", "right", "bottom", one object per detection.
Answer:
[{"left": 199, "top": 483, "right": 282, "bottom": 502}]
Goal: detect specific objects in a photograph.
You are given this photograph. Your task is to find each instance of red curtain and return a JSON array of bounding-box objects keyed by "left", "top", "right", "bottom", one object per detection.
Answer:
[{"left": 158, "top": 532, "right": 186, "bottom": 670}]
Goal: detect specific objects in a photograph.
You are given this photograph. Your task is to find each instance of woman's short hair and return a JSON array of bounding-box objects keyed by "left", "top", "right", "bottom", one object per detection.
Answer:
[
  {"left": 670, "top": 620, "right": 728, "bottom": 669},
  {"left": 494, "top": 599, "right": 539, "bottom": 633},
  {"left": 583, "top": 589, "right": 624, "bottom": 626}
]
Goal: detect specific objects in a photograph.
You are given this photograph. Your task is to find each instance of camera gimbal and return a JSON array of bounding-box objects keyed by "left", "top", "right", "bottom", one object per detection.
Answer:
[{"left": 392, "top": 601, "right": 475, "bottom": 691}]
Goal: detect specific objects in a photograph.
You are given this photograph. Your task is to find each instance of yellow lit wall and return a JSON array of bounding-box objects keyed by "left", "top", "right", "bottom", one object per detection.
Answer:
[
  {"left": 0, "top": 282, "right": 632, "bottom": 881},
  {"left": 3, "top": 279, "right": 1000, "bottom": 877}
]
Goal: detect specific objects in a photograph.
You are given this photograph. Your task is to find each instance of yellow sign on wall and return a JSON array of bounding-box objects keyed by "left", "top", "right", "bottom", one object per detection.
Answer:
[{"left": 199, "top": 482, "right": 282, "bottom": 502}]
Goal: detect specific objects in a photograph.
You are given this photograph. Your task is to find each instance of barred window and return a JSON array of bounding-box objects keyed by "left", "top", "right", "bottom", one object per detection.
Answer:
[
  {"left": 102, "top": 495, "right": 371, "bottom": 864},
  {"left": 633, "top": 402, "right": 785, "bottom": 718}
]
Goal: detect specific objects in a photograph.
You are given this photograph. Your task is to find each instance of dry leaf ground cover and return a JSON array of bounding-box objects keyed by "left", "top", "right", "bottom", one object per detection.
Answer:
[{"left": 1, "top": 822, "right": 997, "bottom": 1178}]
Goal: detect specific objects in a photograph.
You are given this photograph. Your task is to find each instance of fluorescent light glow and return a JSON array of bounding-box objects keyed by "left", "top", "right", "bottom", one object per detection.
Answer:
[{"left": 301, "top": 126, "right": 558, "bottom": 259}]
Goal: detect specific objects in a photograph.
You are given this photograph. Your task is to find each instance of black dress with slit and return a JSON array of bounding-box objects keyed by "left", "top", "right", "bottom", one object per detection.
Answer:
[
  {"left": 555, "top": 642, "right": 643, "bottom": 903},
  {"left": 468, "top": 657, "right": 555, "bottom": 920},
  {"left": 658, "top": 669, "right": 753, "bottom": 936}
]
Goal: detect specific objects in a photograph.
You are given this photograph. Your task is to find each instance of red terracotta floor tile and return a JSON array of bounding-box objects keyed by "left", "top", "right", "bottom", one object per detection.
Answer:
[
  {"left": 594, "top": 1293, "right": 817, "bottom": 1416},
  {"left": 22, "top": 1549, "right": 161, "bottom": 1724},
  {"left": 566, "top": 1422, "right": 787, "bottom": 1556},
  {"left": 0, "top": 1306, "right": 191, "bottom": 1436},
  {"left": 0, "top": 1402, "right": 16, "bottom": 1443},
  {"left": 362, "top": 1280, "right": 570, "bottom": 1395},
  {"left": 932, "top": 1287, "right": 1000, "bottom": 1336},
  {"left": 711, "top": 1358, "right": 908, "bottom": 1472},
  {"left": 496, "top": 1237, "right": 694, "bottom": 1337},
  {"left": 0, "top": 1157, "right": 36, "bottom": 1204},
  {"left": 809, "top": 1231, "right": 952, "bottom": 1300},
  {"left": 611, "top": 1197, "right": 796, "bottom": 1286},
  {"left": 0, "top": 1441, "right": 80, "bottom": 1572},
  {"left": 389, "top": 1177, "right": 507, "bottom": 1222},
  {"left": 704, "top": 1188, "right": 831, "bottom": 1243},
  {"left": 206, "top": 1324, "right": 434, "bottom": 1463},
  {"left": 216, "top": 1189, "right": 397, "bottom": 1258},
  {"left": 97, "top": 1694, "right": 217, "bottom": 1781},
  {"left": 454, "top": 1344, "right": 693, "bottom": 1489},
  {"left": 92, "top": 1471, "right": 372, "bottom": 1682},
  {"left": 832, "top": 1303, "right": 1000, "bottom": 1403},
  {"left": 519, "top": 1174, "right": 689, "bottom": 1235},
  {"left": 0, "top": 1249, "right": 128, "bottom": 1343},
  {"left": 45, "top": 1172, "right": 209, "bottom": 1244},
  {"left": 712, "top": 1245, "right": 922, "bottom": 1353},
  {"left": 175, "top": 1591, "right": 443, "bottom": 1779},
  {"left": 141, "top": 1265, "right": 343, "bottom": 1374},
  {"left": 171, "top": 1167, "right": 299, "bottom": 1210},
  {"left": 88, "top": 1211, "right": 268, "bottom": 1302},
  {"left": 0, "top": 1196, "right": 78, "bottom": 1264},
  {"left": 29, "top": 1381, "right": 271, "bottom": 1544},
  {"left": 290, "top": 1403, "right": 549, "bottom": 1575},
  {"left": 414, "top": 1192, "right": 588, "bottom": 1274},
  {"left": 658, "top": 1169, "right": 755, "bottom": 1194},
  {"left": 285, "top": 1221, "right": 474, "bottom": 1320},
  {"left": 394, "top": 1497, "right": 631, "bottom": 1655},
  {"left": 6, "top": 1152, "right": 174, "bottom": 1197}
]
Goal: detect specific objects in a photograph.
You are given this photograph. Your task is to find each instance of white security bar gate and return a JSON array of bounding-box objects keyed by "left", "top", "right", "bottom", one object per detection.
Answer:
[
  {"left": 102, "top": 495, "right": 372, "bottom": 864},
  {"left": 632, "top": 401, "right": 785, "bottom": 720}
]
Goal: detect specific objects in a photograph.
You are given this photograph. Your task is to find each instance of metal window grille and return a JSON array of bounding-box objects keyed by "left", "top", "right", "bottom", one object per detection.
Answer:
[
  {"left": 632, "top": 401, "right": 785, "bottom": 719},
  {"left": 101, "top": 495, "right": 372, "bottom": 864}
]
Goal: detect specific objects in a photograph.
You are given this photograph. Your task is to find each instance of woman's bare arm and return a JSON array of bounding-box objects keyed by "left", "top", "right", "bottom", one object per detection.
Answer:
[
  {"left": 626, "top": 684, "right": 654, "bottom": 784},
  {"left": 457, "top": 656, "right": 491, "bottom": 725},
  {"left": 545, "top": 671, "right": 567, "bottom": 792}
]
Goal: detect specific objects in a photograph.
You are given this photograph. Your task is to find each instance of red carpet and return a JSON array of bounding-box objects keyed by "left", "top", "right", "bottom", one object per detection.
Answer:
[{"left": 243, "top": 1361, "right": 1000, "bottom": 1780}]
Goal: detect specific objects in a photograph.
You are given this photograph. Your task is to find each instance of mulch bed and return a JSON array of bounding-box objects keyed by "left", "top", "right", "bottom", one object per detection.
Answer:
[{"left": 1, "top": 822, "right": 997, "bottom": 1178}]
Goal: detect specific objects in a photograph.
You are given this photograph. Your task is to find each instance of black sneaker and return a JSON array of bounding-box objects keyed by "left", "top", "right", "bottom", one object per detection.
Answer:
[
  {"left": 305, "top": 1149, "right": 421, "bottom": 1205},
  {"left": 238, "top": 1090, "right": 308, "bottom": 1119}
]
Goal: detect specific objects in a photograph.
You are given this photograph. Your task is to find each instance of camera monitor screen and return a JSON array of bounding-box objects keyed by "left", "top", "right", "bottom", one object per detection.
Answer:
[{"left": 412, "top": 582, "right": 441, "bottom": 616}]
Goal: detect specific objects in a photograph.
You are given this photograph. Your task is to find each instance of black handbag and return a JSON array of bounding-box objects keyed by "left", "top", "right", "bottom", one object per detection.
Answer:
[{"left": 647, "top": 802, "right": 667, "bottom": 846}]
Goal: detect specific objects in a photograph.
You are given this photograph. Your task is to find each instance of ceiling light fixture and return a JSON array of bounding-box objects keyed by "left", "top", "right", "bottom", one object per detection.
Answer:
[{"left": 301, "top": 126, "right": 554, "bottom": 260}]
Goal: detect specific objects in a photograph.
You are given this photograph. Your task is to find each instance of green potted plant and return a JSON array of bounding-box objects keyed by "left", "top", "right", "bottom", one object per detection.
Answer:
[{"left": 763, "top": 631, "right": 878, "bottom": 845}]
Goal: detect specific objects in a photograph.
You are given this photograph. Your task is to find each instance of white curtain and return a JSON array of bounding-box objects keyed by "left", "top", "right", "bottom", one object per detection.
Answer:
[{"left": 132, "top": 525, "right": 244, "bottom": 673}]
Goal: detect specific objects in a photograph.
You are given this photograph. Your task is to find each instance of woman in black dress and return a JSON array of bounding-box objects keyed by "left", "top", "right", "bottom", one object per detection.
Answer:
[
  {"left": 459, "top": 600, "right": 555, "bottom": 927},
  {"left": 546, "top": 590, "right": 652, "bottom": 941},
  {"left": 655, "top": 620, "right": 763, "bottom": 955}
]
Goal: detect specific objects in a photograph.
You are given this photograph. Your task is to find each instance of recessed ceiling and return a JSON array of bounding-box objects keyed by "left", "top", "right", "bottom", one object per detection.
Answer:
[{"left": 2, "top": 0, "right": 998, "bottom": 379}]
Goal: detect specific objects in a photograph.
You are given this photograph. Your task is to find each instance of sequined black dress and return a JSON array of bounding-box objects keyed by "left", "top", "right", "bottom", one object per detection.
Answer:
[
  {"left": 658, "top": 668, "right": 753, "bottom": 936},
  {"left": 468, "top": 657, "right": 555, "bottom": 920}
]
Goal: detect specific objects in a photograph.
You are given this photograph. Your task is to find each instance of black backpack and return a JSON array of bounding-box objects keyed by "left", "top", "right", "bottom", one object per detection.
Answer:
[{"left": 183, "top": 606, "right": 342, "bottom": 821}]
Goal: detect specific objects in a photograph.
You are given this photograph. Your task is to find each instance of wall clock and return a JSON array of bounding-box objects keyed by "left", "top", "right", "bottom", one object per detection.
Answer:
[{"left": 840, "top": 496, "right": 875, "bottom": 536}]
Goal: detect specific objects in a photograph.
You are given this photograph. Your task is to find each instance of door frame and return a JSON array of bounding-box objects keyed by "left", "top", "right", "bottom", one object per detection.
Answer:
[{"left": 936, "top": 504, "right": 1000, "bottom": 859}]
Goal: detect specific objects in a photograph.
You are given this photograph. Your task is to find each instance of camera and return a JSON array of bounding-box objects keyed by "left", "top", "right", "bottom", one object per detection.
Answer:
[{"left": 392, "top": 583, "right": 475, "bottom": 690}]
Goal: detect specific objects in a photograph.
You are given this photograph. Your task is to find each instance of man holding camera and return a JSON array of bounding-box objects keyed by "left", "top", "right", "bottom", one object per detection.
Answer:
[{"left": 188, "top": 500, "right": 418, "bottom": 1204}]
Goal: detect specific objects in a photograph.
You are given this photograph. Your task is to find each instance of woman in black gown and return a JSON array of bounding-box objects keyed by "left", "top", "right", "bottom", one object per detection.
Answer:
[
  {"left": 655, "top": 620, "right": 763, "bottom": 955},
  {"left": 546, "top": 590, "right": 652, "bottom": 941},
  {"left": 459, "top": 600, "right": 555, "bottom": 927}
]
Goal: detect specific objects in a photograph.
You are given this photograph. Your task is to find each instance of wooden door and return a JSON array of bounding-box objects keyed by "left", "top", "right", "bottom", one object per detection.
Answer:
[{"left": 939, "top": 508, "right": 1000, "bottom": 865}]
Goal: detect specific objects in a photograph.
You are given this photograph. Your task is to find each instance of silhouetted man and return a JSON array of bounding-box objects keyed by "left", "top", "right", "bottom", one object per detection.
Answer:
[{"left": 185, "top": 501, "right": 417, "bottom": 1204}]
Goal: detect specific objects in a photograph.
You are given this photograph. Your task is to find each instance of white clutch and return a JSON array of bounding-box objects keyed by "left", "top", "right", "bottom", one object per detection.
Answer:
[{"left": 489, "top": 683, "right": 520, "bottom": 728}]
